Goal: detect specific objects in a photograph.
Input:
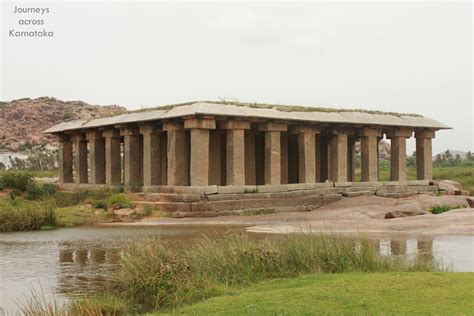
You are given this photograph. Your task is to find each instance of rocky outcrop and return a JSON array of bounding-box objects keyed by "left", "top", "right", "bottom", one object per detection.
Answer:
[{"left": 0, "top": 97, "right": 127, "bottom": 151}]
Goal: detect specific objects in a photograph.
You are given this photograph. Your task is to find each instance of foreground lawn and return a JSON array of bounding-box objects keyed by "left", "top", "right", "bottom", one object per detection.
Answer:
[{"left": 163, "top": 272, "right": 474, "bottom": 315}]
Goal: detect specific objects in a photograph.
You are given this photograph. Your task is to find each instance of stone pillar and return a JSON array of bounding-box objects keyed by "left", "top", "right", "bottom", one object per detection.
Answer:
[
  {"left": 120, "top": 127, "right": 142, "bottom": 187},
  {"left": 245, "top": 131, "right": 256, "bottom": 185},
  {"left": 329, "top": 130, "right": 348, "bottom": 182},
  {"left": 208, "top": 130, "right": 223, "bottom": 185},
  {"left": 318, "top": 135, "right": 329, "bottom": 182},
  {"left": 259, "top": 122, "right": 287, "bottom": 185},
  {"left": 164, "top": 122, "right": 187, "bottom": 186},
  {"left": 86, "top": 130, "right": 106, "bottom": 185},
  {"left": 102, "top": 129, "right": 122, "bottom": 186},
  {"left": 387, "top": 128, "right": 412, "bottom": 181},
  {"left": 184, "top": 117, "right": 216, "bottom": 186},
  {"left": 72, "top": 133, "right": 88, "bottom": 184},
  {"left": 140, "top": 125, "right": 161, "bottom": 186},
  {"left": 222, "top": 120, "right": 250, "bottom": 186},
  {"left": 359, "top": 128, "right": 382, "bottom": 182},
  {"left": 57, "top": 134, "right": 73, "bottom": 183},
  {"left": 280, "top": 132, "right": 289, "bottom": 184},
  {"left": 415, "top": 130, "right": 435, "bottom": 180},
  {"left": 347, "top": 136, "right": 357, "bottom": 182},
  {"left": 293, "top": 126, "right": 319, "bottom": 183}
]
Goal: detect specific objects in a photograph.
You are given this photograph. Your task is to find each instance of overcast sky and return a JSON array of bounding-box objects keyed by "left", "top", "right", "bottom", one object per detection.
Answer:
[{"left": 1, "top": 1, "right": 472, "bottom": 154}]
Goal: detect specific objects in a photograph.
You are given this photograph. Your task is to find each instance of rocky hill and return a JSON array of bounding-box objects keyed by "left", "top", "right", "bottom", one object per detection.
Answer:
[{"left": 0, "top": 97, "right": 127, "bottom": 152}]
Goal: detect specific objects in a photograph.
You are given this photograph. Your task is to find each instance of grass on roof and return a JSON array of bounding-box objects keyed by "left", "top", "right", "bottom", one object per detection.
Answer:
[{"left": 129, "top": 100, "right": 422, "bottom": 117}]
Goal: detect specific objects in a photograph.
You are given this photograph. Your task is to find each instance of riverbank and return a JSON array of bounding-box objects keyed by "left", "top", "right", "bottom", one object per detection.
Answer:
[
  {"left": 104, "top": 194, "right": 474, "bottom": 236},
  {"left": 161, "top": 272, "right": 474, "bottom": 315}
]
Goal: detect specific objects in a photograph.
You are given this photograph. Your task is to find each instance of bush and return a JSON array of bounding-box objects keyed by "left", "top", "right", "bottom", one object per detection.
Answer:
[
  {"left": 25, "top": 183, "right": 56, "bottom": 200},
  {"left": 53, "top": 189, "right": 109, "bottom": 208},
  {"left": 430, "top": 204, "right": 467, "bottom": 214},
  {"left": 0, "top": 200, "right": 57, "bottom": 232},
  {"left": 0, "top": 171, "right": 34, "bottom": 192},
  {"left": 107, "top": 193, "right": 132, "bottom": 209},
  {"left": 93, "top": 199, "right": 108, "bottom": 210}
]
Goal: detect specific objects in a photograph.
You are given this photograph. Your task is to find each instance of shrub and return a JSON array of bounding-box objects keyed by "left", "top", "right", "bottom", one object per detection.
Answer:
[
  {"left": 25, "top": 183, "right": 56, "bottom": 200},
  {"left": 93, "top": 199, "right": 108, "bottom": 210},
  {"left": 53, "top": 189, "right": 109, "bottom": 208},
  {"left": 0, "top": 201, "right": 58, "bottom": 232},
  {"left": 107, "top": 193, "right": 132, "bottom": 209},
  {"left": 430, "top": 204, "right": 467, "bottom": 214},
  {"left": 0, "top": 171, "right": 34, "bottom": 192}
]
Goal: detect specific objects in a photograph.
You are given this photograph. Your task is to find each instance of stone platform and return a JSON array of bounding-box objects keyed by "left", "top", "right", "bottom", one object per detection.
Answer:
[{"left": 121, "top": 180, "right": 437, "bottom": 218}]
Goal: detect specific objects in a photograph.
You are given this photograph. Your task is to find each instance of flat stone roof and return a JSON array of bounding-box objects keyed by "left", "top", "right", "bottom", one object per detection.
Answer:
[{"left": 44, "top": 101, "right": 451, "bottom": 133}]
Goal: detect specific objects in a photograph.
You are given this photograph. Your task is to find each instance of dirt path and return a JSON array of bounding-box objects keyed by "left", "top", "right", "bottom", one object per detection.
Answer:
[{"left": 100, "top": 194, "right": 474, "bottom": 235}]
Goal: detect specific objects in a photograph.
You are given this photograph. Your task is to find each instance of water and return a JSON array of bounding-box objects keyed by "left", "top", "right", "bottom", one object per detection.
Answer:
[{"left": 0, "top": 226, "right": 473, "bottom": 314}]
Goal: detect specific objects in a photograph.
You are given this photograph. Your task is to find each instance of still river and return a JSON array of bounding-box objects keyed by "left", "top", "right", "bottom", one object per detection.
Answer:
[{"left": 1, "top": 225, "right": 473, "bottom": 314}]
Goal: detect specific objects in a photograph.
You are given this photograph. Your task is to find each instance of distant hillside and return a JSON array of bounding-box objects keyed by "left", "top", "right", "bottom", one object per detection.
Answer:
[{"left": 0, "top": 97, "right": 127, "bottom": 152}]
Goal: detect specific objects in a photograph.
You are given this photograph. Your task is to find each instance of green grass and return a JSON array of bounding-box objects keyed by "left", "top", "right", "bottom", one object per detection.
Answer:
[
  {"left": 430, "top": 204, "right": 467, "bottom": 214},
  {"left": 55, "top": 204, "right": 112, "bottom": 227},
  {"left": 162, "top": 272, "right": 474, "bottom": 315},
  {"left": 22, "top": 233, "right": 440, "bottom": 315}
]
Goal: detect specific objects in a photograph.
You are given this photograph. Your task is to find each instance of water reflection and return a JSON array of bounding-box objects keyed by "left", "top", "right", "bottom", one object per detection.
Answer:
[{"left": 0, "top": 227, "right": 473, "bottom": 314}]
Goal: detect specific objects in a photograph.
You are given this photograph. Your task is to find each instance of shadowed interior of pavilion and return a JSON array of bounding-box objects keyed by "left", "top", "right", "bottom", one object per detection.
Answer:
[{"left": 44, "top": 101, "right": 450, "bottom": 217}]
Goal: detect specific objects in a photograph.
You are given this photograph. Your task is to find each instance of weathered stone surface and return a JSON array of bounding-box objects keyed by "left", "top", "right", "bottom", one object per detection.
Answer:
[
  {"left": 87, "top": 131, "right": 106, "bottom": 185},
  {"left": 167, "top": 129, "right": 187, "bottom": 186},
  {"left": 264, "top": 131, "right": 282, "bottom": 185},
  {"left": 329, "top": 134, "right": 348, "bottom": 182},
  {"left": 226, "top": 129, "right": 246, "bottom": 185},
  {"left": 298, "top": 132, "right": 316, "bottom": 183},
  {"left": 190, "top": 129, "right": 210, "bottom": 186},
  {"left": 184, "top": 117, "right": 216, "bottom": 129},
  {"left": 72, "top": 134, "right": 88, "bottom": 184},
  {"left": 385, "top": 210, "right": 426, "bottom": 219},
  {"left": 104, "top": 132, "right": 122, "bottom": 185},
  {"left": 141, "top": 126, "right": 161, "bottom": 186},
  {"left": 416, "top": 135, "right": 433, "bottom": 180},
  {"left": 323, "top": 193, "right": 342, "bottom": 204},
  {"left": 389, "top": 136, "right": 407, "bottom": 181},
  {"left": 58, "top": 138, "right": 73, "bottom": 183},
  {"left": 342, "top": 191, "right": 376, "bottom": 198},
  {"left": 361, "top": 135, "right": 378, "bottom": 182}
]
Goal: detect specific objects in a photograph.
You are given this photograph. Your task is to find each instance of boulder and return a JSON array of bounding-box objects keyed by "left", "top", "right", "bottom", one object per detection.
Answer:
[{"left": 435, "top": 180, "right": 463, "bottom": 194}]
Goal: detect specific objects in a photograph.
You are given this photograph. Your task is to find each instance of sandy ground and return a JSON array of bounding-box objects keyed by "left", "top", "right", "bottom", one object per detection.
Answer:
[{"left": 101, "top": 194, "right": 474, "bottom": 235}]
